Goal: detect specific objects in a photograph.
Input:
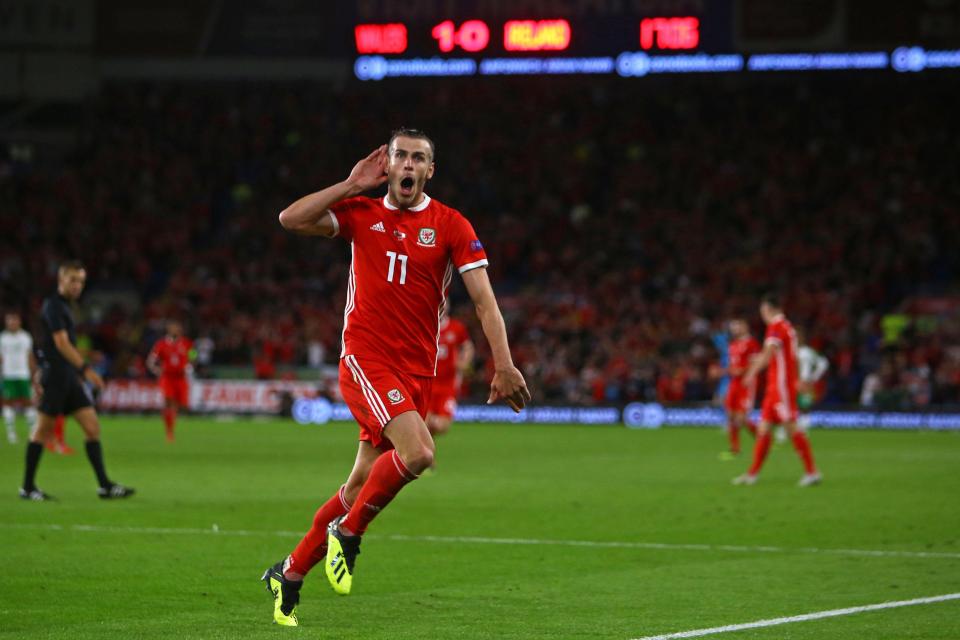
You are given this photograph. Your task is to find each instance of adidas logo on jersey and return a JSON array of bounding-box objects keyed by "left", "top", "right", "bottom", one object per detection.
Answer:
[{"left": 370, "top": 221, "right": 386, "bottom": 232}]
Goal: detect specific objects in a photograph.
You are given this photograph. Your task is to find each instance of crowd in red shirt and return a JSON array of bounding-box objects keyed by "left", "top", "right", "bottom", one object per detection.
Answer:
[{"left": 2, "top": 75, "right": 957, "bottom": 406}]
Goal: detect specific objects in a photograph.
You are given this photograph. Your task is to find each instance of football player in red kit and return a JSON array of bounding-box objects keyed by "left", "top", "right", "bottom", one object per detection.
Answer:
[
  {"left": 426, "top": 309, "right": 474, "bottom": 437},
  {"left": 733, "top": 294, "right": 821, "bottom": 487},
  {"left": 147, "top": 321, "right": 193, "bottom": 442},
  {"left": 261, "top": 129, "right": 530, "bottom": 626},
  {"left": 722, "top": 317, "right": 759, "bottom": 457}
]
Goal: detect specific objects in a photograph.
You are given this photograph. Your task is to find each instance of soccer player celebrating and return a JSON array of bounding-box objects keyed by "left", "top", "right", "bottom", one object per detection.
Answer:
[
  {"left": 721, "top": 317, "right": 759, "bottom": 458},
  {"left": 1, "top": 311, "right": 38, "bottom": 444},
  {"left": 147, "top": 320, "right": 194, "bottom": 442},
  {"left": 20, "top": 261, "right": 135, "bottom": 501},
  {"left": 426, "top": 308, "right": 474, "bottom": 438},
  {"left": 733, "top": 294, "right": 820, "bottom": 487},
  {"left": 262, "top": 129, "right": 530, "bottom": 626}
]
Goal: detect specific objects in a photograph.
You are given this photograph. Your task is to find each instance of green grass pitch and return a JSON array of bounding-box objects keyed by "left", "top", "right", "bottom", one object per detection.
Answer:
[{"left": 1, "top": 416, "right": 959, "bottom": 639}]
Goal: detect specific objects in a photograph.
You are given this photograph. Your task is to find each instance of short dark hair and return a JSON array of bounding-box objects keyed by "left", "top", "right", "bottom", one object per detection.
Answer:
[
  {"left": 388, "top": 127, "right": 435, "bottom": 160},
  {"left": 58, "top": 260, "right": 85, "bottom": 275},
  {"left": 760, "top": 292, "right": 783, "bottom": 309}
]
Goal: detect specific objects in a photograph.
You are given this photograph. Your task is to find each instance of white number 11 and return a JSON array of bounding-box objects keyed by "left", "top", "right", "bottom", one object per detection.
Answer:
[{"left": 386, "top": 251, "right": 408, "bottom": 285}]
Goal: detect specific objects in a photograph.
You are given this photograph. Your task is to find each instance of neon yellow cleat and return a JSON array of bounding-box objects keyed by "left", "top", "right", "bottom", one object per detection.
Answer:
[
  {"left": 261, "top": 561, "right": 300, "bottom": 626},
  {"left": 325, "top": 516, "right": 361, "bottom": 595}
]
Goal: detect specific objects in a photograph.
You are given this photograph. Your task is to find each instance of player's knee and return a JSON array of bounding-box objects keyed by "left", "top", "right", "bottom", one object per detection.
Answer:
[
  {"left": 80, "top": 422, "right": 101, "bottom": 440},
  {"left": 403, "top": 445, "right": 435, "bottom": 475},
  {"left": 427, "top": 416, "right": 449, "bottom": 436},
  {"left": 31, "top": 417, "right": 55, "bottom": 440}
]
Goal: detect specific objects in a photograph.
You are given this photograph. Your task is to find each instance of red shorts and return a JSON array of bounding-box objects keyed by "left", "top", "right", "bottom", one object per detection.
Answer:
[
  {"left": 159, "top": 376, "right": 189, "bottom": 406},
  {"left": 428, "top": 382, "right": 458, "bottom": 419},
  {"left": 725, "top": 379, "right": 755, "bottom": 413},
  {"left": 761, "top": 390, "right": 798, "bottom": 425},
  {"left": 339, "top": 355, "right": 432, "bottom": 450}
]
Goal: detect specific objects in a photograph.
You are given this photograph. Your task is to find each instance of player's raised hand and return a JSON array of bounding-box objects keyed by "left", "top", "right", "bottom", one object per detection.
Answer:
[
  {"left": 487, "top": 366, "right": 532, "bottom": 413},
  {"left": 346, "top": 145, "right": 388, "bottom": 192}
]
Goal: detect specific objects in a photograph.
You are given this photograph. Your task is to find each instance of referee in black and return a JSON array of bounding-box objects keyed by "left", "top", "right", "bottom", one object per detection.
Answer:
[{"left": 20, "top": 261, "right": 134, "bottom": 501}]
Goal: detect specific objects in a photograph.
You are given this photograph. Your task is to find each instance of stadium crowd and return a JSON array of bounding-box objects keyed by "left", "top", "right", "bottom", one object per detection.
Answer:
[{"left": 2, "top": 75, "right": 958, "bottom": 406}]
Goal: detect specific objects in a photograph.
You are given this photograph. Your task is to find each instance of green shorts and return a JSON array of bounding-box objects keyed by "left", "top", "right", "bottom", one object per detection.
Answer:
[
  {"left": 797, "top": 391, "right": 814, "bottom": 411},
  {"left": 2, "top": 378, "right": 32, "bottom": 401}
]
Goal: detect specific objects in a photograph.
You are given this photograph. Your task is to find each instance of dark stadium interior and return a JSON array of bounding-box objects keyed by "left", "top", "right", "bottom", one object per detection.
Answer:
[
  {"left": 3, "top": 75, "right": 958, "bottom": 407},
  {"left": 5, "top": 3, "right": 960, "bottom": 639}
]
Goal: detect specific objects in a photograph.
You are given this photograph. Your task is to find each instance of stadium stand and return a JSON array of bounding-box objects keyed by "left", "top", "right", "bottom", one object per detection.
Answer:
[{"left": 2, "top": 76, "right": 958, "bottom": 406}]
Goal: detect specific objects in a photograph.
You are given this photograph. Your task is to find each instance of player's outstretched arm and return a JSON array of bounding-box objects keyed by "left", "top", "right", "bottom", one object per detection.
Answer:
[
  {"left": 278, "top": 145, "right": 388, "bottom": 236},
  {"left": 461, "top": 268, "right": 531, "bottom": 413}
]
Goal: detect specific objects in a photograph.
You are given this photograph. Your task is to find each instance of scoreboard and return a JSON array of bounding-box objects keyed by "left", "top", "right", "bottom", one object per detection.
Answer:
[
  {"left": 348, "top": 6, "right": 960, "bottom": 81},
  {"left": 354, "top": 16, "right": 708, "bottom": 56}
]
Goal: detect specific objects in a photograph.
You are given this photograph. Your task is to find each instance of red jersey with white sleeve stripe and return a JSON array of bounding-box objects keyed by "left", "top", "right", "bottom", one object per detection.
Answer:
[
  {"left": 763, "top": 314, "right": 799, "bottom": 414},
  {"left": 329, "top": 194, "right": 488, "bottom": 377},
  {"left": 149, "top": 337, "right": 193, "bottom": 378},
  {"left": 435, "top": 317, "right": 471, "bottom": 384}
]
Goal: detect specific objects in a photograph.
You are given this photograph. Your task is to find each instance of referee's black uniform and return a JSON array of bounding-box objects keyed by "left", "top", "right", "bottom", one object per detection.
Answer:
[
  {"left": 36, "top": 292, "right": 94, "bottom": 416},
  {"left": 21, "top": 288, "right": 134, "bottom": 500}
]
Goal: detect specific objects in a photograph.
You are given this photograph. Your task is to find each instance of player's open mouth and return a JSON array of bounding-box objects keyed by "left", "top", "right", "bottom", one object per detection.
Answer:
[{"left": 400, "top": 177, "right": 415, "bottom": 195}]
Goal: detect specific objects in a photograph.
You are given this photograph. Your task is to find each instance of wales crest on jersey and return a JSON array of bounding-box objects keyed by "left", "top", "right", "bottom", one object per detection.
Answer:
[{"left": 417, "top": 228, "right": 436, "bottom": 246}]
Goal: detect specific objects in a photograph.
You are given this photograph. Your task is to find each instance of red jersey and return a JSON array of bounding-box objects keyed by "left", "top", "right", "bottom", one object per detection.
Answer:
[
  {"left": 330, "top": 194, "right": 488, "bottom": 377},
  {"left": 435, "top": 317, "right": 471, "bottom": 384},
  {"left": 727, "top": 336, "right": 760, "bottom": 381},
  {"left": 764, "top": 314, "right": 798, "bottom": 400},
  {"left": 150, "top": 337, "right": 193, "bottom": 378}
]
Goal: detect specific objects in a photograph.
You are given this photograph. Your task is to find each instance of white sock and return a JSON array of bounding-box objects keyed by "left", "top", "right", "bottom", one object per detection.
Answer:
[
  {"left": 2, "top": 406, "right": 14, "bottom": 430},
  {"left": 25, "top": 406, "right": 38, "bottom": 426}
]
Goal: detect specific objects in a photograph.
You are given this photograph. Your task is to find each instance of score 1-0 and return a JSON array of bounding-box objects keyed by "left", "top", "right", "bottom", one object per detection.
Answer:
[
  {"left": 431, "top": 19, "right": 572, "bottom": 53},
  {"left": 432, "top": 20, "right": 490, "bottom": 53}
]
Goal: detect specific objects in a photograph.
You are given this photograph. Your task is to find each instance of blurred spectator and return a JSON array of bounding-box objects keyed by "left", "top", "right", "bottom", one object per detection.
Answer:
[{"left": 1, "top": 75, "right": 957, "bottom": 404}]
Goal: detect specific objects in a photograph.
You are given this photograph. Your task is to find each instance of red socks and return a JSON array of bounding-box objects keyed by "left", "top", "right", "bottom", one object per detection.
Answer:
[
  {"left": 747, "top": 431, "right": 817, "bottom": 477},
  {"left": 748, "top": 432, "right": 772, "bottom": 475},
  {"left": 163, "top": 409, "right": 175, "bottom": 441},
  {"left": 745, "top": 421, "right": 758, "bottom": 437},
  {"left": 286, "top": 451, "right": 417, "bottom": 578},
  {"left": 728, "top": 422, "right": 741, "bottom": 453},
  {"left": 288, "top": 486, "right": 352, "bottom": 576},
  {"left": 792, "top": 432, "right": 817, "bottom": 474},
  {"left": 341, "top": 450, "right": 416, "bottom": 537}
]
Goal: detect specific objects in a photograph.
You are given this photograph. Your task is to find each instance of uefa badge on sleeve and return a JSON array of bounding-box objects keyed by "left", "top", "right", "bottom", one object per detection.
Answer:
[{"left": 417, "top": 228, "right": 436, "bottom": 247}]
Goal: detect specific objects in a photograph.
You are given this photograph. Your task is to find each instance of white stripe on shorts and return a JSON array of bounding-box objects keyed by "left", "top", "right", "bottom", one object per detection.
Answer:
[{"left": 344, "top": 355, "right": 391, "bottom": 426}]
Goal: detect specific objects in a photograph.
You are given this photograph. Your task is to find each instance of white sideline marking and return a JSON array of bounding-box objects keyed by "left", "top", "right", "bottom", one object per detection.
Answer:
[
  {"left": 3, "top": 522, "right": 960, "bottom": 560},
  {"left": 631, "top": 592, "right": 960, "bottom": 640}
]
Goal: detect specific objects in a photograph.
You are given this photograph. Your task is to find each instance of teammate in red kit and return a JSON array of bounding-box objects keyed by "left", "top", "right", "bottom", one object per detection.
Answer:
[
  {"left": 45, "top": 416, "right": 73, "bottom": 455},
  {"left": 426, "top": 309, "right": 474, "bottom": 437},
  {"left": 261, "top": 129, "right": 530, "bottom": 627},
  {"left": 722, "top": 317, "right": 759, "bottom": 457},
  {"left": 147, "top": 321, "right": 193, "bottom": 442},
  {"left": 733, "top": 294, "right": 821, "bottom": 487}
]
